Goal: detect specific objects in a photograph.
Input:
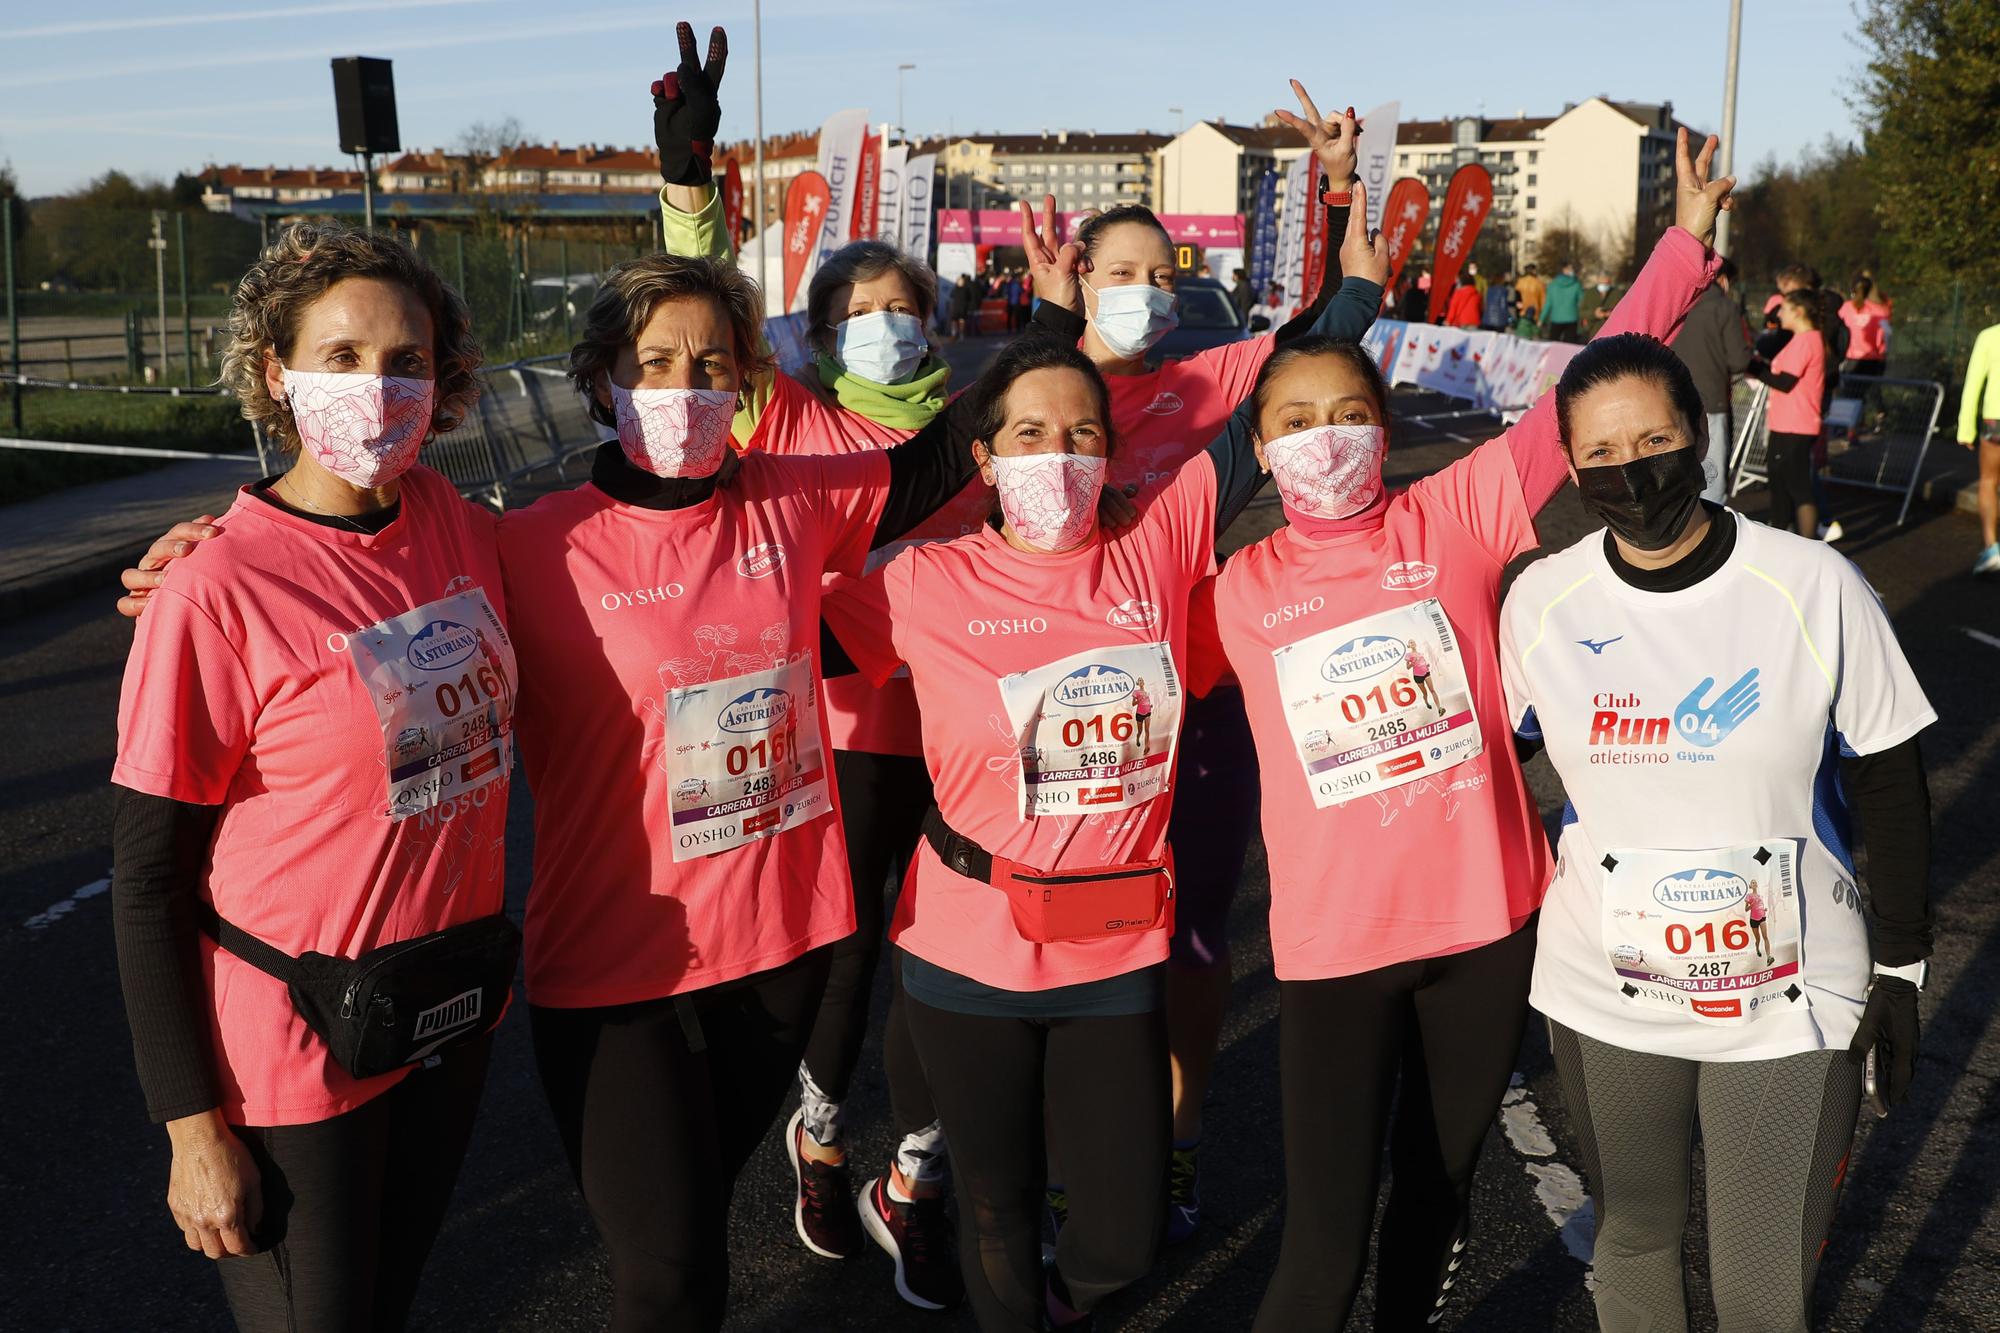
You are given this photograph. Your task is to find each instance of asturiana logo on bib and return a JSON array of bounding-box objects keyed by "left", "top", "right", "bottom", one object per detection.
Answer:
[
  {"left": 1106, "top": 599, "right": 1159, "bottom": 630},
  {"left": 1142, "top": 392, "right": 1184, "bottom": 416},
  {"left": 406, "top": 619, "right": 480, "bottom": 672},
  {"left": 1318, "top": 634, "right": 1405, "bottom": 684},
  {"left": 1381, "top": 561, "right": 1437, "bottom": 591},
  {"left": 1651, "top": 868, "right": 1748, "bottom": 914},
  {"left": 718, "top": 687, "right": 792, "bottom": 733},
  {"left": 738, "top": 543, "right": 787, "bottom": 578},
  {"left": 1052, "top": 664, "right": 1136, "bottom": 708}
]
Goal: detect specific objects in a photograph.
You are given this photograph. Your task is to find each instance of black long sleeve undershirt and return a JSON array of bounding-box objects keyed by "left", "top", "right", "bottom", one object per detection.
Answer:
[
  {"left": 111, "top": 788, "right": 224, "bottom": 1122},
  {"left": 1745, "top": 357, "right": 1801, "bottom": 393}
]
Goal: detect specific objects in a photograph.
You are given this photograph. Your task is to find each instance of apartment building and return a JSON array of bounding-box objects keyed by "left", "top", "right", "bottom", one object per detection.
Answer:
[
  {"left": 1156, "top": 120, "right": 1309, "bottom": 217},
  {"left": 377, "top": 151, "right": 478, "bottom": 194},
  {"left": 713, "top": 129, "right": 821, "bottom": 228},
  {"left": 480, "top": 144, "right": 662, "bottom": 193},
  {"left": 197, "top": 164, "right": 368, "bottom": 214},
  {"left": 928, "top": 130, "right": 1169, "bottom": 214}
]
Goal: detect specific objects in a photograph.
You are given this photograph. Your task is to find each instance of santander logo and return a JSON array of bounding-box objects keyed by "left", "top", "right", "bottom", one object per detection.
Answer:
[
  {"left": 1381, "top": 561, "right": 1438, "bottom": 591},
  {"left": 1106, "top": 599, "right": 1159, "bottom": 630},
  {"left": 1142, "top": 391, "right": 1184, "bottom": 416},
  {"left": 738, "top": 542, "right": 787, "bottom": 578}
]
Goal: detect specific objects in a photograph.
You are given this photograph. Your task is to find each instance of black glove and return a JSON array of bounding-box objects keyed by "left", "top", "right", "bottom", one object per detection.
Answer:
[
  {"left": 652, "top": 21, "right": 727, "bottom": 187},
  {"left": 1847, "top": 974, "right": 1920, "bottom": 1109}
]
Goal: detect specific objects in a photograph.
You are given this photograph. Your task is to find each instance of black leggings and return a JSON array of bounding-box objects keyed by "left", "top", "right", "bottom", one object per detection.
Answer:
[
  {"left": 530, "top": 948, "right": 831, "bottom": 1332},
  {"left": 216, "top": 1033, "right": 492, "bottom": 1333},
  {"left": 1254, "top": 920, "right": 1537, "bottom": 1331},
  {"left": 907, "top": 997, "right": 1170, "bottom": 1333},
  {"left": 803, "top": 748, "right": 936, "bottom": 1141},
  {"left": 1765, "top": 430, "right": 1819, "bottom": 532}
]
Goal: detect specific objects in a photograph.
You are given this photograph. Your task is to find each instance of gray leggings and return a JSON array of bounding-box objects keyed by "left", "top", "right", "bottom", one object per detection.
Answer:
[{"left": 1549, "top": 1021, "right": 1862, "bottom": 1333}]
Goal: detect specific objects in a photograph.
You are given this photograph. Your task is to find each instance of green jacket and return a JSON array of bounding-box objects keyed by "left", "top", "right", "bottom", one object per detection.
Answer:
[
  {"left": 1541, "top": 273, "right": 1584, "bottom": 324},
  {"left": 1960, "top": 323, "right": 2000, "bottom": 444}
]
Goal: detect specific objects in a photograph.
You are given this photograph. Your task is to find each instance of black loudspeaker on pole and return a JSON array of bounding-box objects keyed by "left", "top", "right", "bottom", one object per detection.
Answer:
[{"left": 331, "top": 57, "right": 399, "bottom": 231}]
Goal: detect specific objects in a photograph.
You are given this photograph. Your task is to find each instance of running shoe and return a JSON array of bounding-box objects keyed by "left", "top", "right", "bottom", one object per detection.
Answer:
[
  {"left": 857, "top": 1174, "right": 963, "bottom": 1310},
  {"left": 1165, "top": 1141, "right": 1202, "bottom": 1244},
  {"left": 786, "top": 1108, "right": 863, "bottom": 1259},
  {"left": 1820, "top": 520, "right": 1845, "bottom": 543},
  {"left": 1042, "top": 1185, "right": 1070, "bottom": 1262},
  {"left": 1976, "top": 544, "right": 2000, "bottom": 577}
]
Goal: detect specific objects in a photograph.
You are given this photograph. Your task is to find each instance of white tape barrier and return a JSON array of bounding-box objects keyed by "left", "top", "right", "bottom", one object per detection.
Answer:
[{"left": 1362, "top": 320, "right": 1586, "bottom": 414}]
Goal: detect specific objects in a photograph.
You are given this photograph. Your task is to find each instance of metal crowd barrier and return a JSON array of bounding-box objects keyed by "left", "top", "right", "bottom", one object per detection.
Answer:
[
  {"left": 409, "top": 355, "right": 601, "bottom": 508},
  {"left": 1729, "top": 374, "right": 1946, "bottom": 526}
]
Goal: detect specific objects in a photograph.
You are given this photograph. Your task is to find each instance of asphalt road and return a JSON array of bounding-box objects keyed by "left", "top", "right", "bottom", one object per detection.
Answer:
[{"left": 3, "top": 366, "right": 1997, "bottom": 1332}]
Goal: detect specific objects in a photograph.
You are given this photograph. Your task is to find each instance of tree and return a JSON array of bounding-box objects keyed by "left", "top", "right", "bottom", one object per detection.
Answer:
[
  {"left": 1853, "top": 0, "right": 2000, "bottom": 289},
  {"left": 456, "top": 118, "right": 528, "bottom": 164},
  {"left": 1726, "top": 139, "right": 1881, "bottom": 292},
  {"left": 1533, "top": 209, "right": 1602, "bottom": 277}
]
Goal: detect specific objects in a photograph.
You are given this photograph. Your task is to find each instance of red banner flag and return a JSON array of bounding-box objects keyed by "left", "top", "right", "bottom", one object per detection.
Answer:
[
  {"left": 1300, "top": 170, "right": 1329, "bottom": 306},
  {"left": 1380, "top": 177, "right": 1430, "bottom": 294},
  {"left": 721, "top": 157, "right": 744, "bottom": 247},
  {"left": 1427, "top": 163, "right": 1493, "bottom": 323},
  {"left": 783, "top": 170, "right": 831, "bottom": 312},
  {"left": 851, "top": 133, "right": 882, "bottom": 242}
]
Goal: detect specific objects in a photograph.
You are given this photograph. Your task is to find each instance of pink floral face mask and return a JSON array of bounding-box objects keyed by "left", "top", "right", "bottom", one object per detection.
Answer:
[
  {"left": 282, "top": 369, "right": 434, "bottom": 487},
  {"left": 609, "top": 383, "right": 737, "bottom": 477},
  {"left": 988, "top": 451, "right": 1106, "bottom": 552},
  {"left": 1262, "top": 423, "right": 1386, "bottom": 519}
]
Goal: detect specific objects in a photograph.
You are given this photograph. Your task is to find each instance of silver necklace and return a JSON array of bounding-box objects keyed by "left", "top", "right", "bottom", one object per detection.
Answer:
[{"left": 277, "top": 475, "right": 384, "bottom": 534}]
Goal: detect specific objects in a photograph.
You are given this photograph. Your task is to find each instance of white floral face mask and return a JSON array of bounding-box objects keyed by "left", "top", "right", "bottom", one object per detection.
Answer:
[
  {"left": 988, "top": 451, "right": 1106, "bottom": 551},
  {"left": 1262, "top": 423, "right": 1387, "bottom": 519},
  {"left": 282, "top": 369, "right": 434, "bottom": 487},
  {"left": 608, "top": 383, "right": 737, "bottom": 477}
]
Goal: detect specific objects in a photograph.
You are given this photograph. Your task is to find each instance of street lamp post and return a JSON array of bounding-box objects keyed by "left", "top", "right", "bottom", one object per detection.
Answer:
[
  {"left": 1168, "top": 106, "right": 1184, "bottom": 214},
  {"left": 897, "top": 63, "right": 915, "bottom": 141},
  {"left": 753, "top": 0, "right": 766, "bottom": 286},
  {"left": 1716, "top": 0, "right": 1744, "bottom": 254}
]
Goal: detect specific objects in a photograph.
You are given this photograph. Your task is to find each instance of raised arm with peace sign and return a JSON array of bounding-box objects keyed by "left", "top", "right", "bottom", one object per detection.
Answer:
[{"left": 653, "top": 21, "right": 728, "bottom": 187}]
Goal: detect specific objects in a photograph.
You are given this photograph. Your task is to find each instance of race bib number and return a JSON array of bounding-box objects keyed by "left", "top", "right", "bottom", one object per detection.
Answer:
[
  {"left": 1271, "top": 598, "right": 1483, "bottom": 807},
  {"left": 664, "top": 655, "right": 833, "bottom": 861},
  {"left": 346, "top": 587, "right": 516, "bottom": 822},
  {"left": 997, "top": 642, "right": 1181, "bottom": 819},
  {"left": 1600, "top": 840, "right": 1807, "bottom": 1025}
]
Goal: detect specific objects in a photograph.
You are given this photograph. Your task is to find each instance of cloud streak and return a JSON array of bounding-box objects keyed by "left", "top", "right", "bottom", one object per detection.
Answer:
[{"left": 0, "top": 0, "right": 501, "bottom": 41}]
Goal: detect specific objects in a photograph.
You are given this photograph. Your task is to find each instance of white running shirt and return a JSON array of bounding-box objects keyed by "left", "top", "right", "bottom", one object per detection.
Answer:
[{"left": 1500, "top": 512, "right": 1934, "bottom": 1061}]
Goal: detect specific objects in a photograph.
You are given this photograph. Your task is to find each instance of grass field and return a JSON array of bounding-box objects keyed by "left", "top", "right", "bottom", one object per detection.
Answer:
[{"left": 0, "top": 386, "right": 252, "bottom": 506}]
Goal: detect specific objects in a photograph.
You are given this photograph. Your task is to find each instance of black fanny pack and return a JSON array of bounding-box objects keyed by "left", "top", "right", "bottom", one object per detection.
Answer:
[{"left": 200, "top": 905, "right": 519, "bottom": 1080}]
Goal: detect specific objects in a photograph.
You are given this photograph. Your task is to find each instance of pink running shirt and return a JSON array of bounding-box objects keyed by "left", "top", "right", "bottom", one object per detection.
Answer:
[
  {"left": 1102, "top": 335, "right": 1278, "bottom": 508},
  {"left": 824, "top": 455, "right": 1221, "bottom": 991},
  {"left": 1767, "top": 331, "right": 1826, "bottom": 435},
  {"left": 114, "top": 466, "right": 512, "bottom": 1125},
  {"left": 499, "top": 450, "right": 889, "bottom": 1007},
  {"left": 1838, "top": 299, "right": 1892, "bottom": 362}
]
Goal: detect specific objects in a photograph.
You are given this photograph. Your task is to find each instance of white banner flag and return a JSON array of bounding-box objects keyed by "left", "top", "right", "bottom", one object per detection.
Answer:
[
  {"left": 901, "top": 152, "right": 937, "bottom": 260},
  {"left": 1272, "top": 154, "right": 1315, "bottom": 318},
  {"left": 1357, "top": 100, "right": 1401, "bottom": 236},
  {"left": 813, "top": 108, "right": 872, "bottom": 281},
  {"left": 876, "top": 143, "right": 909, "bottom": 248}
]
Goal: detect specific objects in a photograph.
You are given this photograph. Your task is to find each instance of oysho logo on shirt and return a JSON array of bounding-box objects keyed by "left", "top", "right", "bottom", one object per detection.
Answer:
[
  {"left": 1106, "top": 599, "right": 1159, "bottom": 630},
  {"left": 719, "top": 686, "right": 792, "bottom": 733},
  {"left": 1652, "top": 868, "right": 1748, "bottom": 914},
  {"left": 406, "top": 619, "right": 479, "bottom": 672},
  {"left": 967, "top": 617, "right": 1049, "bottom": 636},
  {"left": 1381, "top": 561, "right": 1437, "bottom": 591},
  {"left": 1262, "top": 595, "right": 1326, "bottom": 629},
  {"left": 599, "top": 584, "right": 687, "bottom": 611},
  {"left": 1051, "top": 663, "right": 1136, "bottom": 708},
  {"left": 1318, "top": 634, "right": 1405, "bottom": 684},
  {"left": 738, "top": 542, "right": 787, "bottom": 578},
  {"left": 1142, "top": 391, "right": 1184, "bottom": 416}
]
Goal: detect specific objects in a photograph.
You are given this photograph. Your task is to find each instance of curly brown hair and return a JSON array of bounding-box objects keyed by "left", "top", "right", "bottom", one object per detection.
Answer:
[
  {"left": 220, "top": 223, "right": 481, "bottom": 452},
  {"left": 568, "top": 253, "right": 773, "bottom": 427}
]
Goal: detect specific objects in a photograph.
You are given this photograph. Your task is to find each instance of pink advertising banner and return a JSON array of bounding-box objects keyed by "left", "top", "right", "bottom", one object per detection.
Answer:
[{"left": 935, "top": 210, "right": 1245, "bottom": 248}]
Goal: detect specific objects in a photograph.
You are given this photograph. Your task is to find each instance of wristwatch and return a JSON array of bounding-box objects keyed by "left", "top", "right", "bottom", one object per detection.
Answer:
[{"left": 1872, "top": 959, "right": 1930, "bottom": 990}]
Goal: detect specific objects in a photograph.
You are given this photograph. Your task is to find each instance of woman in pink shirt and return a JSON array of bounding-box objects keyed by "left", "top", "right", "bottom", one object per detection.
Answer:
[
  {"left": 822, "top": 207, "right": 1392, "bottom": 1330},
  {"left": 1187, "top": 130, "right": 1733, "bottom": 1329},
  {"left": 111, "top": 225, "right": 516, "bottom": 1330},
  {"left": 1838, "top": 275, "right": 1893, "bottom": 378},
  {"left": 1745, "top": 878, "right": 1772, "bottom": 962},
  {"left": 1748, "top": 291, "right": 1829, "bottom": 536}
]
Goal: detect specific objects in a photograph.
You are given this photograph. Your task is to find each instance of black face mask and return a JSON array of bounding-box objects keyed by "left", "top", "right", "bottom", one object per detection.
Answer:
[{"left": 1574, "top": 446, "right": 1706, "bottom": 551}]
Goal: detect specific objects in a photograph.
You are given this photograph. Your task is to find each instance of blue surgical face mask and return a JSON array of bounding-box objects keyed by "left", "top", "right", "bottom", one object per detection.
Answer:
[
  {"left": 833, "top": 310, "right": 928, "bottom": 384},
  {"left": 1083, "top": 279, "right": 1179, "bottom": 359}
]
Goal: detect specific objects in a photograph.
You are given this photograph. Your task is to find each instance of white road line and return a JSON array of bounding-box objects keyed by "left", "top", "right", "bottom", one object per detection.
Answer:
[
  {"left": 1501, "top": 1074, "right": 1595, "bottom": 1266},
  {"left": 23, "top": 873, "right": 111, "bottom": 931},
  {"left": 1962, "top": 627, "right": 2000, "bottom": 652}
]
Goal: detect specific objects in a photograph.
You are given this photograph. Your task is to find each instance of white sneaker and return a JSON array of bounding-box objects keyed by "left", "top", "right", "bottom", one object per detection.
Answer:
[
  {"left": 1819, "top": 520, "right": 1845, "bottom": 543},
  {"left": 1976, "top": 544, "right": 2000, "bottom": 576}
]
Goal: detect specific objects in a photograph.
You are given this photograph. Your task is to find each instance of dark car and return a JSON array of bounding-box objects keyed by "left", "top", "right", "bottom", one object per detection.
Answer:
[{"left": 1149, "top": 276, "right": 1249, "bottom": 365}]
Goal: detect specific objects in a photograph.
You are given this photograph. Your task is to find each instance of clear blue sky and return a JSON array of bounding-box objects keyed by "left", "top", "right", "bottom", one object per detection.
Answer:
[{"left": 1, "top": 0, "right": 1869, "bottom": 198}]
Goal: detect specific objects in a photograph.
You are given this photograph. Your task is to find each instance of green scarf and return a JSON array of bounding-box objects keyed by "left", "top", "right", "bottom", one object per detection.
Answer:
[{"left": 815, "top": 353, "right": 951, "bottom": 431}]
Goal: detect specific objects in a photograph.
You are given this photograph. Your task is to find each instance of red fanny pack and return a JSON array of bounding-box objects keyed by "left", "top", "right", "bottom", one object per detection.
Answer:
[
  {"left": 922, "top": 808, "right": 1174, "bottom": 944},
  {"left": 987, "top": 855, "right": 1175, "bottom": 944}
]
